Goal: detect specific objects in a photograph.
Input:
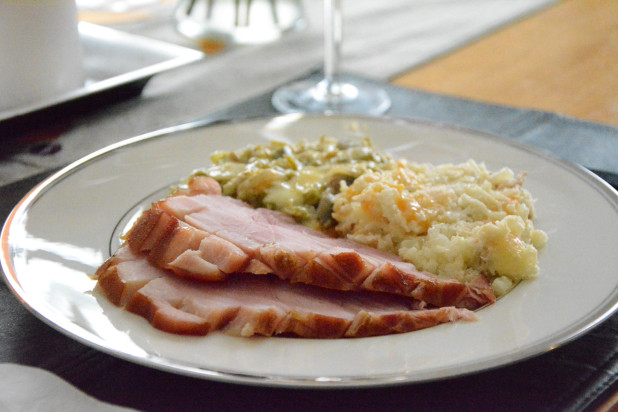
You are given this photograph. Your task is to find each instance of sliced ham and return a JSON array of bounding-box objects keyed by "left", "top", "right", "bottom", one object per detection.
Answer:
[
  {"left": 124, "top": 208, "right": 270, "bottom": 282},
  {"left": 94, "top": 176, "right": 495, "bottom": 338},
  {"left": 95, "top": 250, "right": 476, "bottom": 338},
  {"left": 94, "top": 245, "right": 166, "bottom": 307},
  {"left": 124, "top": 190, "right": 495, "bottom": 310}
]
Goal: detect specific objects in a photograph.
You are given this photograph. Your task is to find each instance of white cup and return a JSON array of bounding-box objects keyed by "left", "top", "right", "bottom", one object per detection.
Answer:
[{"left": 0, "top": 0, "right": 84, "bottom": 112}]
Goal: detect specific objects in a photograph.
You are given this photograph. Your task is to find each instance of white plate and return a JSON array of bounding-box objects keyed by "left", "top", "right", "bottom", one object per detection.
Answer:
[{"left": 2, "top": 114, "right": 617, "bottom": 387}]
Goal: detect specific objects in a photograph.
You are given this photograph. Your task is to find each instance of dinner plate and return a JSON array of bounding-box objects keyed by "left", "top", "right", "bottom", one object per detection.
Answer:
[{"left": 2, "top": 114, "right": 617, "bottom": 387}]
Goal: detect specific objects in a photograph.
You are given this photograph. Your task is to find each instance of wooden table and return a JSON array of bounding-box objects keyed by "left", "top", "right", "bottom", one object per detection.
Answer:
[{"left": 391, "top": 0, "right": 618, "bottom": 127}]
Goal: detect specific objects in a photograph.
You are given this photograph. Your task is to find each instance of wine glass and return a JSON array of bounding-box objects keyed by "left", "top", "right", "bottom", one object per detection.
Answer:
[{"left": 272, "top": 0, "right": 390, "bottom": 114}]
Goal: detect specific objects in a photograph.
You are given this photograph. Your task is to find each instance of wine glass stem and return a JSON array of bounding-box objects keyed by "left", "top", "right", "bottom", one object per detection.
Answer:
[{"left": 323, "top": 0, "right": 342, "bottom": 98}]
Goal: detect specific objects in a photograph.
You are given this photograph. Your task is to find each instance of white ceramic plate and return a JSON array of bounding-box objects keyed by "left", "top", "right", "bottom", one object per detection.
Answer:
[{"left": 2, "top": 114, "right": 617, "bottom": 387}]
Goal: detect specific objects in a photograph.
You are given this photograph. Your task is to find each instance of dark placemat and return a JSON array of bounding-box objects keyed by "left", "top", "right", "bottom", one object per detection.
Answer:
[{"left": 1, "top": 74, "right": 617, "bottom": 412}]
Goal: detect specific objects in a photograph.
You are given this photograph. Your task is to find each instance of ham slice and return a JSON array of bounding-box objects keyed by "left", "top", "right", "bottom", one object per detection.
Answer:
[
  {"left": 124, "top": 189, "right": 495, "bottom": 310},
  {"left": 95, "top": 246, "right": 165, "bottom": 307},
  {"left": 95, "top": 248, "right": 476, "bottom": 338},
  {"left": 94, "top": 176, "right": 493, "bottom": 338}
]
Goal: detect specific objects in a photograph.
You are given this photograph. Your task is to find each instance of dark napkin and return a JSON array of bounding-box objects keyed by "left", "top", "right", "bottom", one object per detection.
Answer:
[{"left": 1, "top": 76, "right": 617, "bottom": 412}]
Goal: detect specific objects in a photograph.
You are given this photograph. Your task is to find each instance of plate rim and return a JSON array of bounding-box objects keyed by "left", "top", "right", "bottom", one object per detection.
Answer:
[{"left": 2, "top": 113, "right": 617, "bottom": 388}]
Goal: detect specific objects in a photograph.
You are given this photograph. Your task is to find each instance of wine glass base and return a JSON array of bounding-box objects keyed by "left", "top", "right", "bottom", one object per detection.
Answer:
[{"left": 272, "top": 77, "right": 391, "bottom": 115}]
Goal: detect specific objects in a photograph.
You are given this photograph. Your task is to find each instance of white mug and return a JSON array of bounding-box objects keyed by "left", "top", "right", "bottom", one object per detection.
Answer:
[{"left": 0, "top": 0, "right": 84, "bottom": 112}]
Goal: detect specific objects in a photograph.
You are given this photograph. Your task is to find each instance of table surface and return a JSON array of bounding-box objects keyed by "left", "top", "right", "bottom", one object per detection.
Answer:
[{"left": 392, "top": 0, "right": 618, "bottom": 127}]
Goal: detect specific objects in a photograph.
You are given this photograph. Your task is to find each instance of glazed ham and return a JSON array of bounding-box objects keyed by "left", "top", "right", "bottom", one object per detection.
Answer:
[
  {"left": 94, "top": 176, "right": 494, "bottom": 338},
  {"left": 95, "top": 246, "right": 476, "bottom": 338},
  {"left": 124, "top": 189, "right": 495, "bottom": 310}
]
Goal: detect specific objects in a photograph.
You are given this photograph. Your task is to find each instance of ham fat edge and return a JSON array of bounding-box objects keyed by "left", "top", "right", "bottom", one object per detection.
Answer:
[{"left": 94, "top": 177, "right": 494, "bottom": 338}]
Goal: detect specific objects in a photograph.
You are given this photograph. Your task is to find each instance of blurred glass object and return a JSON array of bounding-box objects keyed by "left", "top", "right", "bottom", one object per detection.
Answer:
[{"left": 174, "top": 0, "right": 306, "bottom": 45}]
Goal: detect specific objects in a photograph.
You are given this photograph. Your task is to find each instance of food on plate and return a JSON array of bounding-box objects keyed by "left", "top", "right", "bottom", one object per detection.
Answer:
[
  {"left": 96, "top": 245, "right": 476, "bottom": 338},
  {"left": 333, "top": 161, "right": 548, "bottom": 296},
  {"left": 120, "top": 186, "right": 494, "bottom": 310},
  {"left": 194, "top": 136, "right": 393, "bottom": 231},
  {"left": 96, "top": 179, "right": 484, "bottom": 338},
  {"left": 94, "top": 136, "right": 546, "bottom": 338},
  {"left": 195, "top": 137, "right": 547, "bottom": 296}
]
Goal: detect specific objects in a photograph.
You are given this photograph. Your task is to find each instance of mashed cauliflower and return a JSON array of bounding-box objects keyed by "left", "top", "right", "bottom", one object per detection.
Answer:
[{"left": 332, "top": 160, "right": 547, "bottom": 296}]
